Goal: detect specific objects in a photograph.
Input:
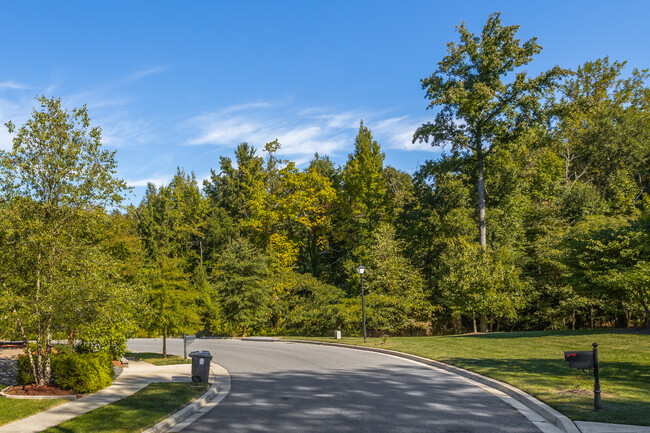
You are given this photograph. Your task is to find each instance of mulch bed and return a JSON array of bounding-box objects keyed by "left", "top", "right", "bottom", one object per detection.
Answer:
[{"left": 3, "top": 384, "right": 76, "bottom": 396}]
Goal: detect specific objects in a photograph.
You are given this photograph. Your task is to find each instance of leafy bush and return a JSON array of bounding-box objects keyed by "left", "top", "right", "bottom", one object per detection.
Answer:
[
  {"left": 76, "top": 324, "right": 132, "bottom": 360},
  {"left": 16, "top": 354, "right": 35, "bottom": 385},
  {"left": 16, "top": 352, "right": 113, "bottom": 393},
  {"left": 74, "top": 340, "right": 97, "bottom": 354},
  {"left": 54, "top": 343, "right": 75, "bottom": 355},
  {"left": 52, "top": 353, "right": 113, "bottom": 394}
]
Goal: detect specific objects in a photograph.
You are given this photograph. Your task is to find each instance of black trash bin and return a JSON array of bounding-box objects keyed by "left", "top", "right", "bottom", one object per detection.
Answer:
[{"left": 188, "top": 350, "right": 212, "bottom": 382}]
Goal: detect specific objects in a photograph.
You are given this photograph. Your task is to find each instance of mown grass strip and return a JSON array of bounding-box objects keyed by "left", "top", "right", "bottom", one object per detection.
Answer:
[
  {"left": 125, "top": 352, "right": 191, "bottom": 366},
  {"left": 0, "top": 397, "right": 68, "bottom": 427},
  {"left": 287, "top": 330, "right": 650, "bottom": 426},
  {"left": 42, "top": 382, "right": 209, "bottom": 433}
]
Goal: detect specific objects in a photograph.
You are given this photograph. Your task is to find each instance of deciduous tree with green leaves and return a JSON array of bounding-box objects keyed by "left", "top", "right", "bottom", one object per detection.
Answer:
[
  {"left": 136, "top": 170, "right": 205, "bottom": 355},
  {"left": 564, "top": 209, "right": 650, "bottom": 327},
  {"left": 0, "top": 96, "right": 129, "bottom": 385},
  {"left": 357, "top": 223, "right": 432, "bottom": 335},
  {"left": 557, "top": 57, "right": 650, "bottom": 213},
  {"left": 437, "top": 238, "right": 524, "bottom": 333},
  {"left": 413, "top": 12, "right": 563, "bottom": 248},
  {"left": 142, "top": 255, "right": 199, "bottom": 357},
  {"left": 215, "top": 237, "right": 271, "bottom": 337}
]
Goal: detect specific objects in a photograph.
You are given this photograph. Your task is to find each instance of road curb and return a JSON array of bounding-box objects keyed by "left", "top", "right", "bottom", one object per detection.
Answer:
[
  {"left": 142, "top": 371, "right": 220, "bottom": 433},
  {"left": 279, "top": 339, "right": 581, "bottom": 433}
]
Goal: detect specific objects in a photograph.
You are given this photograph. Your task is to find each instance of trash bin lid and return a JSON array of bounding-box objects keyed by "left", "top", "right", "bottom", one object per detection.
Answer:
[{"left": 188, "top": 350, "right": 212, "bottom": 357}]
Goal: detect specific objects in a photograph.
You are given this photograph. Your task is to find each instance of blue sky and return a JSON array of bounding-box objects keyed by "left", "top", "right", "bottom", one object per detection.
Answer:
[{"left": 1, "top": 1, "right": 649, "bottom": 204}]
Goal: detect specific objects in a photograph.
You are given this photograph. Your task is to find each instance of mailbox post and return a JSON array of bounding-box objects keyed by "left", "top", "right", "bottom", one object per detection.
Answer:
[
  {"left": 183, "top": 333, "right": 196, "bottom": 360},
  {"left": 563, "top": 342, "right": 601, "bottom": 411},
  {"left": 593, "top": 343, "right": 601, "bottom": 411}
]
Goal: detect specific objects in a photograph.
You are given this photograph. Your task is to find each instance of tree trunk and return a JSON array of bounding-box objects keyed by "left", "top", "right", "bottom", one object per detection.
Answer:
[
  {"left": 477, "top": 155, "right": 487, "bottom": 249},
  {"left": 472, "top": 312, "right": 477, "bottom": 334},
  {"left": 44, "top": 328, "right": 53, "bottom": 385},
  {"left": 163, "top": 328, "right": 167, "bottom": 358},
  {"left": 36, "top": 319, "right": 44, "bottom": 386},
  {"left": 572, "top": 310, "right": 576, "bottom": 330},
  {"left": 632, "top": 291, "right": 650, "bottom": 328},
  {"left": 452, "top": 317, "right": 462, "bottom": 335},
  {"left": 480, "top": 315, "right": 488, "bottom": 333},
  {"left": 34, "top": 252, "right": 44, "bottom": 385},
  {"left": 242, "top": 327, "right": 246, "bottom": 338},
  {"left": 11, "top": 302, "right": 38, "bottom": 387}
]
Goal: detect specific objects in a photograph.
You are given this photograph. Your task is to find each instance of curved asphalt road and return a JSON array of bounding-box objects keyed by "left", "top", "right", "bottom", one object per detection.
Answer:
[{"left": 128, "top": 338, "right": 541, "bottom": 433}]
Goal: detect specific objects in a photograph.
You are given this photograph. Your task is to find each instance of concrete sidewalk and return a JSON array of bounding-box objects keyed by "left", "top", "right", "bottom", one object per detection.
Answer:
[
  {"left": 0, "top": 360, "right": 216, "bottom": 433},
  {"left": 574, "top": 422, "right": 650, "bottom": 433}
]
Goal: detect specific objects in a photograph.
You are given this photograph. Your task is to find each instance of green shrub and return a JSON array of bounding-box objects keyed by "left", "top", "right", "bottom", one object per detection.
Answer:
[
  {"left": 74, "top": 335, "right": 128, "bottom": 361},
  {"left": 54, "top": 343, "right": 75, "bottom": 355},
  {"left": 16, "top": 352, "right": 113, "bottom": 393},
  {"left": 16, "top": 354, "right": 35, "bottom": 385},
  {"left": 51, "top": 353, "right": 113, "bottom": 394},
  {"left": 74, "top": 340, "right": 97, "bottom": 354}
]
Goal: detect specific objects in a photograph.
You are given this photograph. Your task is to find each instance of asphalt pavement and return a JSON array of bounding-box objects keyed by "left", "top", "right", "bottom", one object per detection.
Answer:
[{"left": 128, "top": 338, "right": 550, "bottom": 433}]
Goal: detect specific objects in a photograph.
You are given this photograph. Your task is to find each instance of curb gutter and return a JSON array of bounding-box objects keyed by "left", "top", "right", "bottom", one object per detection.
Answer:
[{"left": 280, "top": 339, "right": 581, "bottom": 433}]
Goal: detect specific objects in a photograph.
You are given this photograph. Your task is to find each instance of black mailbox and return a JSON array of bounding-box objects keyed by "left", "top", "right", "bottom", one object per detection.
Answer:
[
  {"left": 564, "top": 351, "right": 594, "bottom": 369},
  {"left": 563, "top": 343, "right": 601, "bottom": 412}
]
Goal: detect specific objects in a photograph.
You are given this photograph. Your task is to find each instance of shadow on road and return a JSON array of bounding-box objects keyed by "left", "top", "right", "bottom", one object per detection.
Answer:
[{"left": 186, "top": 363, "right": 539, "bottom": 433}]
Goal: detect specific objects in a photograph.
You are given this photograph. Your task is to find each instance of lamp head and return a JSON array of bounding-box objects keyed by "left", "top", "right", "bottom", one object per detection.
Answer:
[{"left": 356, "top": 265, "right": 366, "bottom": 275}]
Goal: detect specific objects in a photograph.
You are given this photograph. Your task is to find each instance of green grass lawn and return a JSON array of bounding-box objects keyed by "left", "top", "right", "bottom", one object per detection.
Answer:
[
  {"left": 1, "top": 353, "right": 196, "bottom": 428},
  {"left": 287, "top": 330, "right": 650, "bottom": 426},
  {"left": 124, "top": 352, "right": 191, "bottom": 366},
  {"left": 42, "top": 382, "right": 209, "bottom": 433},
  {"left": 1, "top": 382, "right": 69, "bottom": 427},
  {"left": 0, "top": 397, "right": 68, "bottom": 427}
]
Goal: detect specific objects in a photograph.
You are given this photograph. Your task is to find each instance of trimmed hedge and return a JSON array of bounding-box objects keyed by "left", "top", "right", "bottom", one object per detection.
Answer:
[{"left": 16, "top": 352, "right": 113, "bottom": 394}]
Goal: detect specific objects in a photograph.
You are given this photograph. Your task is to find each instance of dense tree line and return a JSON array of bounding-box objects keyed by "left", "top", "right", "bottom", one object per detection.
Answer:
[
  {"left": 1, "top": 14, "right": 649, "bottom": 374},
  {"left": 129, "top": 14, "right": 648, "bottom": 337}
]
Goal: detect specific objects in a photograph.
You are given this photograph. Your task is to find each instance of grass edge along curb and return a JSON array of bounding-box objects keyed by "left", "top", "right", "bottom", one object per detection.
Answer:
[
  {"left": 124, "top": 352, "right": 191, "bottom": 366},
  {"left": 142, "top": 381, "right": 220, "bottom": 433},
  {"left": 280, "top": 338, "right": 581, "bottom": 433}
]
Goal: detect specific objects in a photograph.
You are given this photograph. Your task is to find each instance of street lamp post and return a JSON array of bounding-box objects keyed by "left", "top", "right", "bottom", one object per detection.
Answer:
[{"left": 356, "top": 265, "right": 367, "bottom": 343}]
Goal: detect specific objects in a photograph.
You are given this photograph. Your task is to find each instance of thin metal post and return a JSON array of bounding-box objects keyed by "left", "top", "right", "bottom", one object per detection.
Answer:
[
  {"left": 593, "top": 342, "right": 601, "bottom": 411},
  {"left": 183, "top": 332, "right": 187, "bottom": 361},
  {"left": 361, "top": 273, "right": 367, "bottom": 343}
]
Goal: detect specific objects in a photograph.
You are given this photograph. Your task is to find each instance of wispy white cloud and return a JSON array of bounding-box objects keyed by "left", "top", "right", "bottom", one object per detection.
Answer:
[
  {"left": 183, "top": 102, "right": 436, "bottom": 166},
  {"left": 224, "top": 101, "right": 274, "bottom": 113},
  {"left": 0, "top": 80, "right": 31, "bottom": 90},
  {"left": 187, "top": 115, "right": 259, "bottom": 145},
  {"left": 124, "top": 175, "right": 173, "bottom": 188},
  {"left": 370, "top": 116, "right": 437, "bottom": 152},
  {"left": 127, "top": 66, "right": 168, "bottom": 81},
  {"left": 185, "top": 110, "right": 351, "bottom": 163},
  {"left": 100, "top": 115, "right": 159, "bottom": 149},
  {"left": 300, "top": 110, "right": 361, "bottom": 129},
  {"left": 64, "top": 92, "right": 134, "bottom": 110}
]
